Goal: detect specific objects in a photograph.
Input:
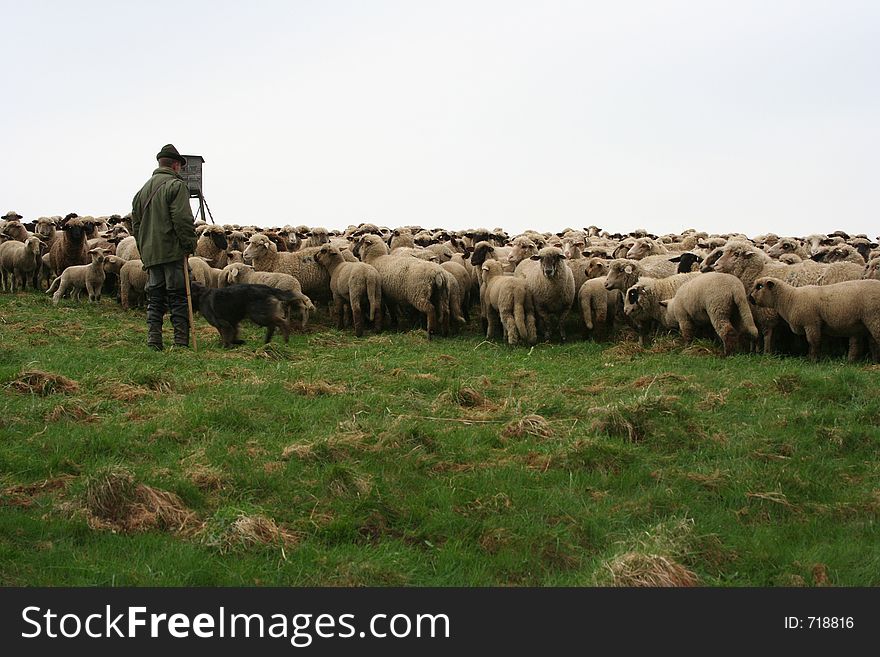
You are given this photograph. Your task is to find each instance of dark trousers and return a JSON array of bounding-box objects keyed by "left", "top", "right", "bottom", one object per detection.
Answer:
[{"left": 145, "top": 260, "right": 190, "bottom": 347}]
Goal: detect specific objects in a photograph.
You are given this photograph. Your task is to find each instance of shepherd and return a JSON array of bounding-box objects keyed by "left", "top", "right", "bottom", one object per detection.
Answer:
[{"left": 131, "top": 144, "right": 198, "bottom": 351}]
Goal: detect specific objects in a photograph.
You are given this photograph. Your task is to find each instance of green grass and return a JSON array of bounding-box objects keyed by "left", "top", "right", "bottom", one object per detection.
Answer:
[{"left": 1, "top": 291, "right": 879, "bottom": 586}]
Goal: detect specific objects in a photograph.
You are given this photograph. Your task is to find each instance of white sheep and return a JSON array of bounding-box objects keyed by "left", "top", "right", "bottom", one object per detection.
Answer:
[{"left": 46, "top": 248, "right": 107, "bottom": 305}]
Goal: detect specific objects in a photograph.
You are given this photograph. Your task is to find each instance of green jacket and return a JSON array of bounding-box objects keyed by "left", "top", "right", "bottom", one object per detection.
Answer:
[{"left": 131, "top": 167, "right": 197, "bottom": 267}]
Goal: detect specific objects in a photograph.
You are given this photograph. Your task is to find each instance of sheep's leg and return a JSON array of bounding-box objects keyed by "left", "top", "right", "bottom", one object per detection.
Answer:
[
  {"left": 869, "top": 335, "right": 880, "bottom": 363},
  {"left": 86, "top": 281, "right": 96, "bottom": 302},
  {"left": 332, "top": 293, "right": 345, "bottom": 329},
  {"left": 265, "top": 325, "right": 276, "bottom": 343},
  {"left": 351, "top": 296, "right": 364, "bottom": 338},
  {"left": 762, "top": 326, "right": 774, "bottom": 354},
  {"left": 52, "top": 281, "right": 68, "bottom": 305},
  {"left": 501, "top": 312, "right": 518, "bottom": 345},
  {"left": 847, "top": 336, "right": 863, "bottom": 363},
  {"left": 557, "top": 310, "right": 570, "bottom": 342},
  {"left": 486, "top": 308, "right": 500, "bottom": 339},
  {"left": 804, "top": 324, "right": 822, "bottom": 361},
  {"left": 536, "top": 308, "right": 552, "bottom": 342}
]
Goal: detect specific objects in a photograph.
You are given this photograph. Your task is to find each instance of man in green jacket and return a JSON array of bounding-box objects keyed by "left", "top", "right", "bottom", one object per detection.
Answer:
[{"left": 131, "top": 144, "right": 198, "bottom": 351}]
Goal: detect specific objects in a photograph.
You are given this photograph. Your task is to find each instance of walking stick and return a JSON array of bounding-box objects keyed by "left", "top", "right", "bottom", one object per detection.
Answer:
[{"left": 183, "top": 255, "right": 197, "bottom": 352}]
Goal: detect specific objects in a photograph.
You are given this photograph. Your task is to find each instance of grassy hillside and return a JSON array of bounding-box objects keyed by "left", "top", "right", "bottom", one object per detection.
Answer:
[{"left": 1, "top": 291, "right": 879, "bottom": 586}]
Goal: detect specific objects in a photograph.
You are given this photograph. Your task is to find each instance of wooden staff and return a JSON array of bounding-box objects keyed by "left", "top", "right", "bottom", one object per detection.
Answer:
[{"left": 183, "top": 256, "right": 197, "bottom": 352}]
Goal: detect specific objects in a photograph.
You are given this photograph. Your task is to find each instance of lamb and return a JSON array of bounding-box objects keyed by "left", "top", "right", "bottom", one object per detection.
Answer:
[
  {"left": 603, "top": 257, "right": 678, "bottom": 293},
  {"left": 353, "top": 234, "right": 448, "bottom": 338},
  {"left": 0, "top": 219, "right": 29, "bottom": 243},
  {"left": 226, "top": 250, "right": 244, "bottom": 264},
  {"left": 188, "top": 256, "right": 223, "bottom": 288},
  {"left": 622, "top": 273, "right": 700, "bottom": 345},
  {"left": 119, "top": 259, "right": 148, "bottom": 310},
  {"left": 506, "top": 236, "right": 539, "bottom": 268},
  {"left": 48, "top": 215, "right": 92, "bottom": 278},
  {"left": 0, "top": 236, "right": 42, "bottom": 292},
  {"left": 312, "top": 244, "right": 382, "bottom": 336},
  {"left": 115, "top": 235, "right": 141, "bottom": 261},
  {"left": 242, "top": 234, "right": 331, "bottom": 301},
  {"left": 33, "top": 217, "right": 58, "bottom": 244},
  {"left": 864, "top": 258, "right": 880, "bottom": 281},
  {"left": 778, "top": 253, "right": 803, "bottom": 265},
  {"left": 389, "top": 229, "right": 415, "bottom": 251},
  {"left": 479, "top": 259, "right": 537, "bottom": 345},
  {"left": 441, "top": 260, "right": 473, "bottom": 322},
  {"left": 194, "top": 225, "right": 229, "bottom": 269},
  {"left": 514, "top": 246, "right": 575, "bottom": 342},
  {"left": 658, "top": 273, "right": 758, "bottom": 355},
  {"left": 585, "top": 257, "right": 610, "bottom": 280},
  {"left": 46, "top": 248, "right": 107, "bottom": 305},
  {"left": 218, "top": 262, "right": 316, "bottom": 328},
  {"left": 577, "top": 277, "right": 620, "bottom": 341},
  {"left": 748, "top": 277, "right": 880, "bottom": 362}
]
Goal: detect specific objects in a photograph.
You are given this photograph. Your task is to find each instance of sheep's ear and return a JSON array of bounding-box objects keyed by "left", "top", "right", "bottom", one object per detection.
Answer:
[
  {"left": 659, "top": 300, "right": 669, "bottom": 307},
  {"left": 624, "top": 265, "right": 634, "bottom": 274},
  {"left": 481, "top": 263, "right": 490, "bottom": 272},
  {"left": 668, "top": 255, "right": 681, "bottom": 262},
  {"left": 581, "top": 251, "right": 590, "bottom": 257},
  {"left": 529, "top": 255, "right": 540, "bottom": 261},
  {"left": 766, "top": 280, "right": 776, "bottom": 289}
]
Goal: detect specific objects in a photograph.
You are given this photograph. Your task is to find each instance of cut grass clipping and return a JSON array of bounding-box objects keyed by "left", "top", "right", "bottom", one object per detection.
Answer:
[{"left": 201, "top": 507, "right": 301, "bottom": 554}]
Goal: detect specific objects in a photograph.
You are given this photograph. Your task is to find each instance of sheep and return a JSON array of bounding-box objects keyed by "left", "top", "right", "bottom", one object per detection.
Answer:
[
  {"left": 778, "top": 253, "right": 803, "bottom": 265},
  {"left": 312, "top": 244, "right": 382, "bottom": 336},
  {"left": 242, "top": 233, "right": 331, "bottom": 302},
  {"left": 479, "top": 259, "right": 537, "bottom": 345},
  {"left": 585, "top": 257, "right": 610, "bottom": 280},
  {"left": 603, "top": 257, "right": 678, "bottom": 293},
  {"left": 849, "top": 237, "right": 878, "bottom": 262},
  {"left": 506, "top": 236, "right": 540, "bottom": 268},
  {"left": 188, "top": 256, "right": 223, "bottom": 288},
  {"left": 303, "top": 227, "right": 330, "bottom": 248},
  {"left": 622, "top": 273, "right": 700, "bottom": 345},
  {"left": 46, "top": 248, "right": 107, "bottom": 304},
  {"left": 668, "top": 252, "right": 703, "bottom": 273},
  {"left": 218, "top": 262, "right": 316, "bottom": 328},
  {"left": 115, "top": 235, "right": 141, "bottom": 261},
  {"left": 194, "top": 225, "right": 229, "bottom": 268},
  {"left": 626, "top": 237, "right": 669, "bottom": 259},
  {"left": 514, "top": 246, "right": 575, "bottom": 342},
  {"left": 389, "top": 229, "right": 415, "bottom": 251},
  {"left": 658, "top": 272, "right": 758, "bottom": 355},
  {"left": 441, "top": 260, "right": 473, "bottom": 322},
  {"left": 48, "top": 215, "right": 92, "bottom": 278},
  {"left": 119, "top": 259, "right": 148, "bottom": 310},
  {"left": 864, "top": 258, "right": 880, "bottom": 281},
  {"left": 0, "top": 219, "right": 29, "bottom": 243},
  {"left": 226, "top": 250, "right": 245, "bottom": 264},
  {"left": 34, "top": 217, "right": 58, "bottom": 245},
  {"left": 353, "top": 233, "right": 448, "bottom": 338},
  {"left": 810, "top": 244, "right": 865, "bottom": 265},
  {"left": 767, "top": 237, "right": 809, "bottom": 260},
  {"left": 748, "top": 277, "right": 880, "bottom": 362},
  {"left": 0, "top": 236, "right": 42, "bottom": 292},
  {"left": 226, "top": 230, "right": 248, "bottom": 252},
  {"left": 577, "top": 277, "right": 620, "bottom": 341}
]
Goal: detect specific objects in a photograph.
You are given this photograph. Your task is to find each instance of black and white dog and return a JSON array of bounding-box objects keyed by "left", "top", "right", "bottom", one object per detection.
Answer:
[{"left": 189, "top": 282, "right": 294, "bottom": 347}]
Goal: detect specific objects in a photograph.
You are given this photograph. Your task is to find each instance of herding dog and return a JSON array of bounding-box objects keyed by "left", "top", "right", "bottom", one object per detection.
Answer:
[{"left": 189, "top": 282, "right": 294, "bottom": 347}]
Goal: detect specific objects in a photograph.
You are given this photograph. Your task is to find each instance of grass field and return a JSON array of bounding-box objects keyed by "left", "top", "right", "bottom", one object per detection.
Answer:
[{"left": 1, "top": 291, "right": 879, "bottom": 586}]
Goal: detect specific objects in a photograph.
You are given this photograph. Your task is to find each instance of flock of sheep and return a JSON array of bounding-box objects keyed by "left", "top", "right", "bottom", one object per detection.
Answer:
[{"left": 2, "top": 209, "right": 880, "bottom": 361}]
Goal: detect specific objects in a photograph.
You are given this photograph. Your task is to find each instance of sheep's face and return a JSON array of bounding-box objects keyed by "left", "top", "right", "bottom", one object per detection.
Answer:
[
  {"left": 308, "top": 229, "right": 329, "bottom": 245},
  {"left": 227, "top": 231, "right": 247, "bottom": 251},
  {"left": 204, "top": 227, "right": 228, "bottom": 251},
  {"left": 612, "top": 240, "right": 635, "bottom": 259},
  {"left": 623, "top": 284, "right": 650, "bottom": 320},
  {"left": 62, "top": 218, "right": 86, "bottom": 242},
  {"left": 88, "top": 248, "right": 106, "bottom": 265},
  {"left": 314, "top": 244, "right": 342, "bottom": 266},
  {"left": 669, "top": 253, "right": 702, "bottom": 273},
  {"left": 713, "top": 245, "right": 757, "bottom": 274},
  {"left": 584, "top": 259, "right": 607, "bottom": 280},
  {"left": 530, "top": 248, "right": 566, "bottom": 279},
  {"left": 625, "top": 238, "right": 652, "bottom": 260},
  {"left": 604, "top": 262, "right": 635, "bottom": 291},
  {"left": 767, "top": 239, "right": 799, "bottom": 259},
  {"left": 748, "top": 278, "right": 779, "bottom": 306},
  {"left": 507, "top": 238, "right": 537, "bottom": 266},
  {"left": 243, "top": 235, "right": 272, "bottom": 263},
  {"left": 469, "top": 242, "right": 495, "bottom": 267},
  {"left": 25, "top": 236, "right": 42, "bottom": 254},
  {"left": 102, "top": 255, "right": 124, "bottom": 274},
  {"left": 700, "top": 248, "right": 724, "bottom": 273},
  {"left": 864, "top": 260, "right": 880, "bottom": 280},
  {"left": 35, "top": 219, "right": 56, "bottom": 239}
]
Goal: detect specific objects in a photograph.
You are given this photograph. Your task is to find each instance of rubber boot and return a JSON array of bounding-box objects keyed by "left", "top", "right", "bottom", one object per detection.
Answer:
[
  {"left": 146, "top": 288, "right": 167, "bottom": 351},
  {"left": 168, "top": 290, "right": 190, "bottom": 347}
]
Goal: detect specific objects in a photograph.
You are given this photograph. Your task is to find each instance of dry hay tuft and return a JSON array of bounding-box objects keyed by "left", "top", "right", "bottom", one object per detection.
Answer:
[
  {"left": 3, "top": 475, "right": 75, "bottom": 508},
  {"left": 202, "top": 511, "right": 302, "bottom": 554},
  {"left": 285, "top": 380, "right": 347, "bottom": 396},
  {"left": 413, "top": 373, "right": 439, "bottom": 381},
  {"left": 452, "top": 386, "right": 488, "bottom": 408},
  {"left": 84, "top": 466, "right": 198, "bottom": 534},
  {"left": 501, "top": 414, "right": 553, "bottom": 440},
  {"left": 106, "top": 383, "right": 151, "bottom": 402},
  {"left": 8, "top": 370, "right": 79, "bottom": 396},
  {"left": 589, "top": 395, "right": 681, "bottom": 442},
  {"left": 186, "top": 465, "right": 226, "bottom": 491},
  {"left": 479, "top": 527, "right": 514, "bottom": 554},
  {"left": 281, "top": 442, "right": 316, "bottom": 461},
  {"left": 604, "top": 341, "right": 644, "bottom": 358},
  {"left": 44, "top": 402, "right": 99, "bottom": 423},
  {"left": 812, "top": 563, "right": 832, "bottom": 587},
  {"left": 603, "top": 552, "right": 699, "bottom": 587},
  {"left": 684, "top": 469, "right": 727, "bottom": 490},
  {"left": 631, "top": 373, "right": 692, "bottom": 389}
]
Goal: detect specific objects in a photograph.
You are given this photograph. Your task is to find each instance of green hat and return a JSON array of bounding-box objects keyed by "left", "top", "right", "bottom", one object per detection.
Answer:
[{"left": 156, "top": 144, "right": 187, "bottom": 166}]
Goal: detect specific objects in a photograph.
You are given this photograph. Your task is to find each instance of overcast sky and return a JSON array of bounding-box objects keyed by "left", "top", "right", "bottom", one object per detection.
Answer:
[{"left": 2, "top": 0, "right": 878, "bottom": 237}]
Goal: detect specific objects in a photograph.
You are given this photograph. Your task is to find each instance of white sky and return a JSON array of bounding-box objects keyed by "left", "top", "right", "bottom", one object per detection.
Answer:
[{"left": 2, "top": 0, "right": 878, "bottom": 237}]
